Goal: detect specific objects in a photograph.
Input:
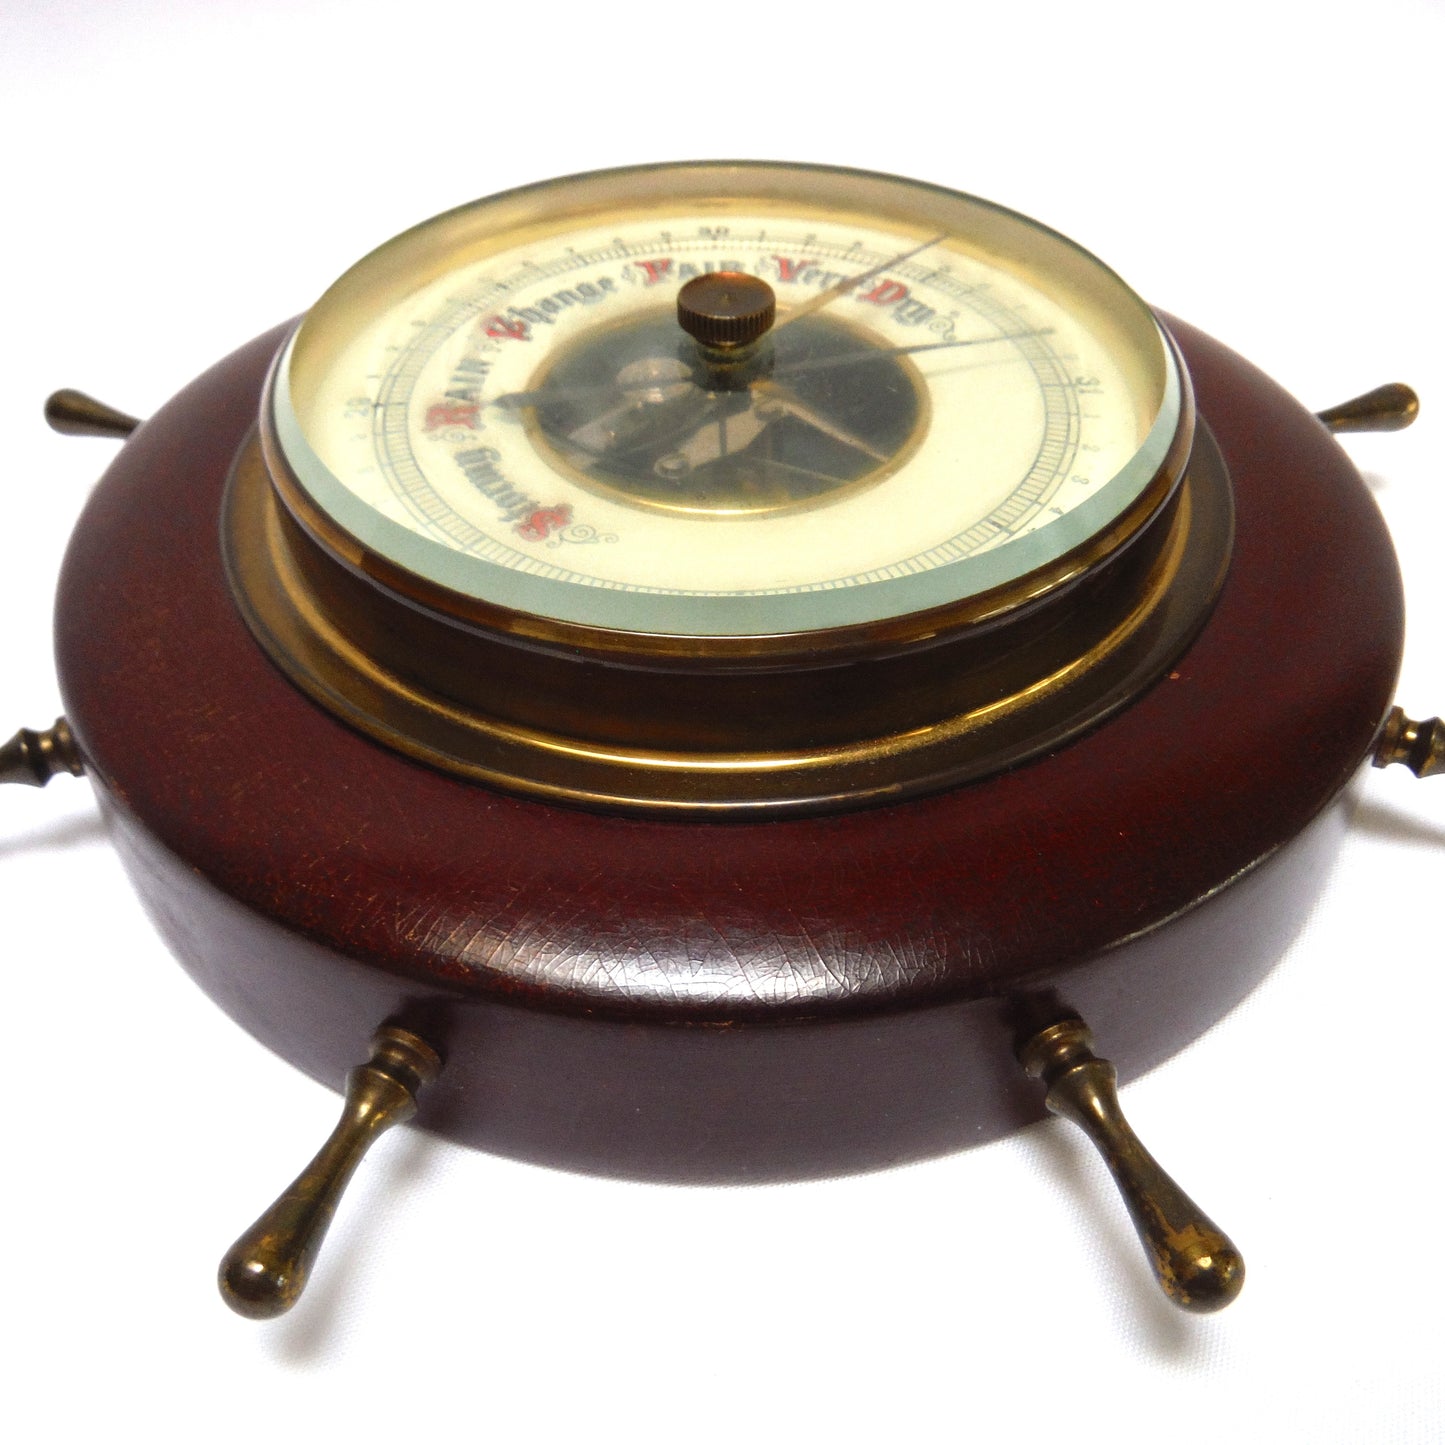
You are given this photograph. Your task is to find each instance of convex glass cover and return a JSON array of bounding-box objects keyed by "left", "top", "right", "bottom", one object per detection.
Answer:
[{"left": 230, "top": 162, "right": 1225, "bottom": 812}]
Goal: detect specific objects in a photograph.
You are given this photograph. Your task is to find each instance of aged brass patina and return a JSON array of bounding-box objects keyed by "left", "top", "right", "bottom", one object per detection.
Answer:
[
  {"left": 43, "top": 389, "right": 141, "bottom": 439},
  {"left": 1018, "top": 1017, "right": 1246, "bottom": 1313},
  {"left": 675, "top": 271, "right": 778, "bottom": 351},
  {"left": 0, "top": 718, "right": 84, "bottom": 787},
  {"left": 222, "top": 416, "right": 1230, "bottom": 815},
  {"left": 22, "top": 155, "right": 1435, "bottom": 1332},
  {"left": 1316, "top": 382, "right": 1420, "bottom": 434},
  {"left": 1374, "top": 706, "right": 1445, "bottom": 778},
  {"left": 218, "top": 1026, "right": 442, "bottom": 1320}
]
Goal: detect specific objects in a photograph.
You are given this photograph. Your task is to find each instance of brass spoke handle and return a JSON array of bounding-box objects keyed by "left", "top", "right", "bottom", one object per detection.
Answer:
[
  {"left": 1020, "top": 1018, "right": 1245, "bottom": 1313},
  {"left": 1, "top": 718, "right": 84, "bottom": 787},
  {"left": 1315, "top": 382, "right": 1419, "bottom": 433},
  {"left": 219, "top": 1026, "right": 441, "bottom": 1320},
  {"left": 1374, "top": 706, "right": 1444, "bottom": 778},
  {"left": 44, "top": 388, "right": 140, "bottom": 439}
]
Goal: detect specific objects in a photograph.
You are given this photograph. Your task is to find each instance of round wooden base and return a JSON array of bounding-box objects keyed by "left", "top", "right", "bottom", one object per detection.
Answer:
[{"left": 54, "top": 317, "right": 1403, "bottom": 1180}]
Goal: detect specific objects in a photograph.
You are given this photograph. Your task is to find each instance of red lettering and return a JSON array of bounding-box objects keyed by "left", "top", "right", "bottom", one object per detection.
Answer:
[
  {"left": 424, "top": 401, "right": 481, "bottom": 431},
  {"left": 772, "top": 256, "right": 813, "bottom": 283},
  {"left": 635, "top": 258, "right": 674, "bottom": 285},
  {"left": 484, "top": 315, "right": 530, "bottom": 341},
  {"left": 858, "top": 279, "right": 909, "bottom": 306},
  {"left": 514, "top": 503, "right": 573, "bottom": 542}
]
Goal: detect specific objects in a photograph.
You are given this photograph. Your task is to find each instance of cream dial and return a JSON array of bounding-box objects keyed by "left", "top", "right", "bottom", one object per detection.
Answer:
[{"left": 274, "top": 164, "right": 1181, "bottom": 636}]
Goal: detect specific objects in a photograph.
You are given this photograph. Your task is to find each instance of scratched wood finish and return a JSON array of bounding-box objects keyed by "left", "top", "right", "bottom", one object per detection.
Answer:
[{"left": 53, "top": 317, "right": 1403, "bottom": 1180}]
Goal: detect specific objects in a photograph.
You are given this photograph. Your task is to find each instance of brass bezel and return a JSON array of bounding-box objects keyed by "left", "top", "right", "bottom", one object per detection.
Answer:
[
  {"left": 224, "top": 163, "right": 1228, "bottom": 815},
  {"left": 258, "top": 337, "right": 1193, "bottom": 671},
  {"left": 223, "top": 408, "right": 1232, "bottom": 817},
  {"left": 275, "top": 161, "right": 1182, "bottom": 642}
]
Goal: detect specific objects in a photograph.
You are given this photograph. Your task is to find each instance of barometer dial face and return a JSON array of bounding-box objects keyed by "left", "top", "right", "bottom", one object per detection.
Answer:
[{"left": 273, "top": 163, "right": 1182, "bottom": 637}]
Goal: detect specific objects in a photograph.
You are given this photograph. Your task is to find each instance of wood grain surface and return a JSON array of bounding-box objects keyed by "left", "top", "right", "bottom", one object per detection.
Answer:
[{"left": 53, "top": 316, "right": 1404, "bottom": 1179}]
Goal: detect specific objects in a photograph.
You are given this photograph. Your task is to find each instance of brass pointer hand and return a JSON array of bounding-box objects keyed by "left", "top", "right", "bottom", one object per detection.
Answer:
[
  {"left": 486, "top": 330, "right": 1051, "bottom": 413},
  {"left": 772, "top": 330, "right": 1053, "bottom": 380},
  {"left": 769, "top": 233, "right": 947, "bottom": 333}
]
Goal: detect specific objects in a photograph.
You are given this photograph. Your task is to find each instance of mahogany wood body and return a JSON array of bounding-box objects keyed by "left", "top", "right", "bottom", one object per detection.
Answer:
[{"left": 54, "top": 318, "right": 1403, "bottom": 1181}]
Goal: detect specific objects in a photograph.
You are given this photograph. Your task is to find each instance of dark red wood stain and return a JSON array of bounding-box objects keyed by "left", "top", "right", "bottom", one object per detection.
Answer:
[{"left": 54, "top": 316, "right": 1404, "bottom": 1180}]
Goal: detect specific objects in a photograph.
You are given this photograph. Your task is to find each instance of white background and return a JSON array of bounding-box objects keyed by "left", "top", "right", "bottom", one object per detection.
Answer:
[{"left": 1, "top": 2, "right": 1441, "bottom": 1440}]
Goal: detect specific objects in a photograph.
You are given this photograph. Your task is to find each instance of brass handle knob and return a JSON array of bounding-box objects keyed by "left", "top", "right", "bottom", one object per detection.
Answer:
[
  {"left": 1315, "top": 382, "right": 1419, "bottom": 433},
  {"left": 44, "top": 388, "right": 141, "bottom": 439},
  {"left": 1374, "top": 706, "right": 1444, "bottom": 778},
  {"left": 1, "top": 718, "right": 84, "bottom": 787},
  {"left": 676, "top": 272, "right": 777, "bottom": 351},
  {"left": 1019, "top": 1018, "right": 1244, "bottom": 1313},
  {"left": 218, "top": 1026, "right": 441, "bottom": 1320}
]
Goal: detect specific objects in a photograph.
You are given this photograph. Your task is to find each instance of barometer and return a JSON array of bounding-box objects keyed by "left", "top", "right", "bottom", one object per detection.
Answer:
[
  {"left": 6, "top": 161, "right": 1436, "bottom": 1322},
  {"left": 241, "top": 163, "right": 1211, "bottom": 811}
]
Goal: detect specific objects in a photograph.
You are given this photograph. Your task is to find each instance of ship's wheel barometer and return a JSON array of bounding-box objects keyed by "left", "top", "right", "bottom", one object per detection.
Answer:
[{"left": 7, "top": 161, "right": 1436, "bottom": 1320}]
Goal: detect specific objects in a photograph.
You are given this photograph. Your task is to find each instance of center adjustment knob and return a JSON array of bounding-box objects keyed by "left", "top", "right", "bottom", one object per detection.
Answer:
[{"left": 676, "top": 272, "right": 777, "bottom": 350}]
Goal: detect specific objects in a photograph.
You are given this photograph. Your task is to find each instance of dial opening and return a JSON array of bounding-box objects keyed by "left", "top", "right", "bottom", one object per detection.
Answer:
[{"left": 517, "top": 309, "right": 930, "bottom": 518}]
